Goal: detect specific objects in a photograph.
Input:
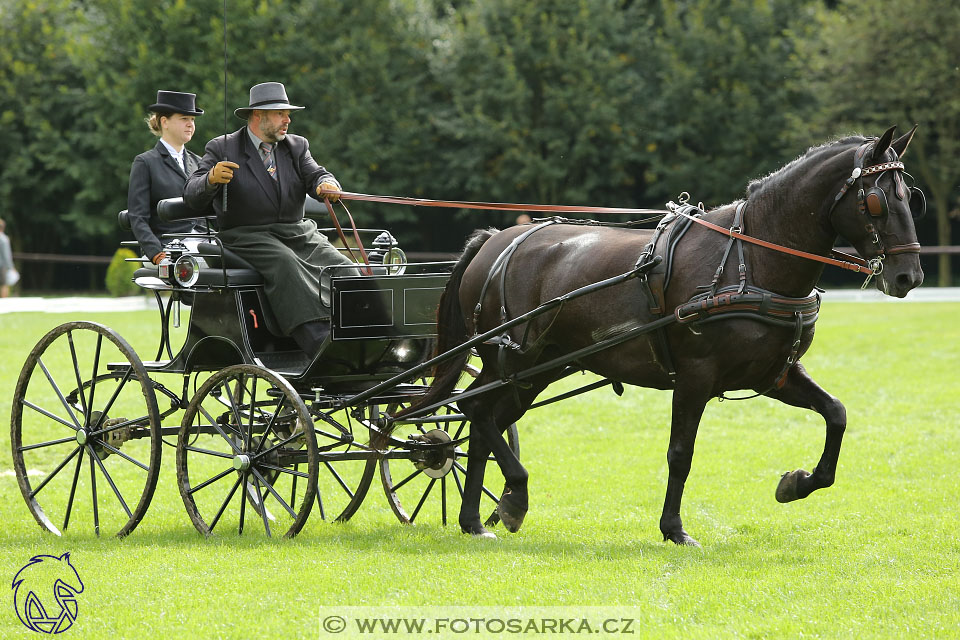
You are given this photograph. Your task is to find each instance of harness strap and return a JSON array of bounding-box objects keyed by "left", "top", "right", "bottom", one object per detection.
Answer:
[{"left": 673, "top": 208, "right": 876, "bottom": 274}]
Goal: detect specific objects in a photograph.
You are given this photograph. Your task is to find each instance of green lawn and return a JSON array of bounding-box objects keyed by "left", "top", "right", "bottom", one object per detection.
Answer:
[{"left": 1, "top": 302, "right": 958, "bottom": 638}]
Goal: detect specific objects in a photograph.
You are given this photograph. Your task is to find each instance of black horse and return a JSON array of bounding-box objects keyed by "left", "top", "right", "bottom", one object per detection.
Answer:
[{"left": 406, "top": 126, "right": 923, "bottom": 546}]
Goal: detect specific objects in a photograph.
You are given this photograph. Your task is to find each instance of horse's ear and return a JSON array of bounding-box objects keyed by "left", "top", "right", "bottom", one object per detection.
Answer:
[
  {"left": 872, "top": 126, "right": 897, "bottom": 161},
  {"left": 891, "top": 124, "right": 919, "bottom": 158}
]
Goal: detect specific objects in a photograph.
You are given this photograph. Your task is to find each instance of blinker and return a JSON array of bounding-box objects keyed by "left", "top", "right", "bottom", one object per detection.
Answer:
[
  {"left": 864, "top": 188, "right": 887, "bottom": 217},
  {"left": 909, "top": 187, "right": 926, "bottom": 220}
]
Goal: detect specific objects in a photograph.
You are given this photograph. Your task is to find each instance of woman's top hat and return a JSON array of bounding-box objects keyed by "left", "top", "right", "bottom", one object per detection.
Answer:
[{"left": 148, "top": 91, "right": 204, "bottom": 116}]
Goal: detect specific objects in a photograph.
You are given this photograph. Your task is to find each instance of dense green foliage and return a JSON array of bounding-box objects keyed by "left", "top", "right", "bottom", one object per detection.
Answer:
[
  {"left": 104, "top": 247, "right": 140, "bottom": 296},
  {"left": 0, "top": 302, "right": 957, "bottom": 636},
  {"left": 0, "top": 0, "right": 957, "bottom": 288}
]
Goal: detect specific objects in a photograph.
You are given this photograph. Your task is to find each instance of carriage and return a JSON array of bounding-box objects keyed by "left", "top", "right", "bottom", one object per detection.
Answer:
[
  {"left": 10, "top": 195, "right": 519, "bottom": 538},
  {"left": 10, "top": 126, "right": 926, "bottom": 545}
]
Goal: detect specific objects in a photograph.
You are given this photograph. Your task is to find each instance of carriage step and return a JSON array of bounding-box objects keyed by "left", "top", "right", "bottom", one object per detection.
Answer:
[{"left": 255, "top": 350, "right": 312, "bottom": 373}]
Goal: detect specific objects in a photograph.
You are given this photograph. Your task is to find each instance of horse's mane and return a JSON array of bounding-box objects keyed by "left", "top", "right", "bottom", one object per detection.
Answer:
[{"left": 746, "top": 135, "right": 866, "bottom": 198}]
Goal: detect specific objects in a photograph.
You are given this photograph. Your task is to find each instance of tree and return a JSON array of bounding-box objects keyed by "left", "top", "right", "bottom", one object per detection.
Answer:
[
  {"left": 641, "top": 0, "right": 820, "bottom": 207},
  {"left": 0, "top": 0, "right": 91, "bottom": 285},
  {"left": 800, "top": 0, "right": 960, "bottom": 285},
  {"left": 426, "top": 0, "right": 651, "bottom": 213}
]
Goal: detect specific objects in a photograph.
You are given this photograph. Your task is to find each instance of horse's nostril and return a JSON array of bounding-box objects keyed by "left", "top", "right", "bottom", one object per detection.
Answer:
[{"left": 895, "top": 272, "right": 920, "bottom": 291}]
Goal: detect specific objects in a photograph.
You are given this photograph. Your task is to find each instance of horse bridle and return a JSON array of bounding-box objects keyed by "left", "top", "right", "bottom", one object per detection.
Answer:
[{"left": 826, "top": 139, "right": 924, "bottom": 282}]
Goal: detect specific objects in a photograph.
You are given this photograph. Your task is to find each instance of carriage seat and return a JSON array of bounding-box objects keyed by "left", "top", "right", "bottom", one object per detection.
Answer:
[{"left": 123, "top": 198, "right": 263, "bottom": 287}]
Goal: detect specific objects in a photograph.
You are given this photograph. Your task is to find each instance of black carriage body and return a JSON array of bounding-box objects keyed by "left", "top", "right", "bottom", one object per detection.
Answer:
[{"left": 138, "top": 255, "right": 450, "bottom": 390}]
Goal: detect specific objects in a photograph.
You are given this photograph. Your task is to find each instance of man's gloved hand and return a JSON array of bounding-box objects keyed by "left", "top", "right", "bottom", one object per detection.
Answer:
[
  {"left": 152, "top": 252, "right": 166, "bottom": 265},
  {"left": 208, "top": 161, "right": 240, "bottom": 185},
  {"left": 318, "top": 181, "right": 341, "bottom": 202}
]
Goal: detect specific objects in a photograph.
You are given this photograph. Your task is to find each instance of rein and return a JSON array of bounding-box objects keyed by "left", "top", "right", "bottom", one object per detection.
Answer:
[{"left": 335, "top": 190, "right": 668, "bottom": 216}]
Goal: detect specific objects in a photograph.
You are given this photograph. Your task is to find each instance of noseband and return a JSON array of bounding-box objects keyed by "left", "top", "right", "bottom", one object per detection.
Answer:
[{"left": 826, "top": 140, "right": 922, "bottom": 284}]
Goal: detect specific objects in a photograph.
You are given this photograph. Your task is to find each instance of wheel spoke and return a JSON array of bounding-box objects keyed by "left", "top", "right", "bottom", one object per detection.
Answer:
[
  {"left": 257, "top": 462, "right": 310, "bottom": 479},
  {"left": 88, "top": 445, "right": 132, "bottom": 519},
  {"left": 88, "top": 413, "right": 150, "bottom": 437},
  {"left": 316, "top": 484, "right": 326, "bottom": 520},
  {"left": 322, "top": 461, "right": 355, "bottom": 499},
  {"left": 94, "top": 440, "right": 149, "bottom": 472},
  {"left": 253, "top": 396, "right": 286, "bottom": 456},
  {"left": 238, "top": 472, "right": 247, "bottom": 535},
  {"left": 188, "top": 466, "right": 236, "bottom": 495},
  {"left": 390, "top": 467, "right": 424, "bottom": 493},
  {"left": 20, "top": 399, "right": 78, "bottom": 432},
  {"left": 67, "top": 331, "right": 88, "bottom": 420},
  {"left": 37, "top": 358, "right": 83, "bottom": 429},
  {"left": 209, "top": 476, "right": 242, "bottom": 533},
  {"left": 452, "top": 466, "right": 465, "bottom": 498},
  {"left": 409, "top": 478, "right": 437, "bottom": 523},
  {"left": 224, "top": 378, "right": 247, "bottom": 446},
  {"left": 441, "top": 476, "right": 447, "bottom": 525},
  {"left": 89, "top": 452, "right": 99, "bottom": 536},
  {"left": 246, "top": 376, "right": 257, "bottom": 451},
  {"left": 251, "top": 467, "right": 298, "bottom": 519},
  {"left": 88, "top": 367, "right": 134, "bottom": 431},
  {"left": 18, "top": 435, "right": 77, "bottom": 452},
  {"left": 251, "top": 475, "right": 271, "bottom": 537},
  {"left": 183, "top": 445, "right": 234, "bottom": 460},
  {"left": 197, "top": 403, "right": 243, "bottom": 449},
  {"left": 62, "top": 451, "right": 84, "bottom": 532},
  {"left": 253, "top": 431, "right": 305, "bottom": 461},
  {"left": 29, "top": 445, "right": 82, "bottom": 499},
  {"left": 86, "top": 333, "right": 104, "bottom": 427}
]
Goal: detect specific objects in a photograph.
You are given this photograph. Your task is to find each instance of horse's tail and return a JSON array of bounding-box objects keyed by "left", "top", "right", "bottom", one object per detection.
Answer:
[{"left": 393, "top": 228, "right": 498, "bottom": 424}]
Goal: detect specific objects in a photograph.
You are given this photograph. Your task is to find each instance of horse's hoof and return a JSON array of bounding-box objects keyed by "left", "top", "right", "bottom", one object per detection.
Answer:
[
  {"left": 776, "top": 469, "right": 811, "bottom": 503},
  {"left": 474, "top": 530, "right": 498, "bottom": 540},
  {"left": 497, "top": 499, "right": 526, "bottom": 534},
  {"left": 663, "top": 532, "right": 701, "bottom": 547},
  {"left": 460, "top": 523, "right": 496, "bottom": 539}
]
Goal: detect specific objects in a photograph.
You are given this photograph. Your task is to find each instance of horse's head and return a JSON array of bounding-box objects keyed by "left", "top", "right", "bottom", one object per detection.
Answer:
[{"left": 827, "top": 126, "right": 924, "bottom": 297}]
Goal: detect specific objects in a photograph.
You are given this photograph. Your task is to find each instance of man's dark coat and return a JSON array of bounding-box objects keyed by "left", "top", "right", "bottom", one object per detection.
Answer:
[{"left": 183, "top": 127, "right": 353, "bottom": 334}]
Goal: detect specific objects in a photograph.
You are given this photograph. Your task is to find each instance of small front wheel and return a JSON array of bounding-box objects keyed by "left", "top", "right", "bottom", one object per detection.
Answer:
[{"left": 177, "top": 365, "right": 318, "bottom": 537}]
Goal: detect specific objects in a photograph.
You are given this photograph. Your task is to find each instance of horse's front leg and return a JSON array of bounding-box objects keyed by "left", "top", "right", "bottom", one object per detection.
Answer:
[
  {"left": 764, "top": 362, "right": 847, "bottom": 502},
  {"left": 660, "top": 386, "right": 711, "bottom": 547},
  {"left": 458, "top": 389, "right": 530, "bottom": 539}
]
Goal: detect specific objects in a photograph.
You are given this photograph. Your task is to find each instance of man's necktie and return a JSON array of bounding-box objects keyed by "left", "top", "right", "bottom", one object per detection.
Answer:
[{"left": 261, "top": 142, "right": 277, "bottom": 180}]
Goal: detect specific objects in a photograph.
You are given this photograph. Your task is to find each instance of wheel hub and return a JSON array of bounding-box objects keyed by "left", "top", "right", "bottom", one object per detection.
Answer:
[
  {"left": 411, "top": 429, "right": 455, "bottom": 479},
  {"left": 233, "top": 454, "right": 252, "bottom": 471}
]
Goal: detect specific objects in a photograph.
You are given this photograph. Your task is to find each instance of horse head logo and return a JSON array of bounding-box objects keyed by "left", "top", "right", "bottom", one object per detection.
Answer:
[{"left": 12, "top": 552, "right": 84, "bottom": 634}]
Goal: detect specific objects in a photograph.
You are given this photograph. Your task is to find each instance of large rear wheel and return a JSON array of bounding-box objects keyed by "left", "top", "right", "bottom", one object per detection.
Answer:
[{"left": 10, "top": 322, "right": 162, "bottom": 537}]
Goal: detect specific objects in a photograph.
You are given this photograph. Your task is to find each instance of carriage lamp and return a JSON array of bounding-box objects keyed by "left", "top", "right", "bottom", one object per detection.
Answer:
[
  {"left": 367, "top": 232, "right": 407, "bottom": 275},
  {"left": 173, "top": 255, "right": 201, "bottom": 288}
]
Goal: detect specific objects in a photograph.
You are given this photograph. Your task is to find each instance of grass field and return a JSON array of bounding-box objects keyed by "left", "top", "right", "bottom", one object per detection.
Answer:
[{"left": 1, "top": 301, "right": 958, "bottom": 638}]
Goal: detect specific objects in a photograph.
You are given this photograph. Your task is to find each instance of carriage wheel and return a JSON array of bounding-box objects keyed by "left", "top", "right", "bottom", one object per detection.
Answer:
[
  {"left": 308, "top": 404, "right": 377, "bottom": 524},
  {"left": 177, "top": 365, "right": 317, "bottom": 537},
  {"left": 379, "top": 402, "right": 519, "bottom": 527},
  {"left": 10, "top": 322, "right": 162, "bottom": 538}
]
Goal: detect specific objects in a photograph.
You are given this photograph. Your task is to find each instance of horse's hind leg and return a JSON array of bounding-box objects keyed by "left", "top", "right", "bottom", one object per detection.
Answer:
[{"left": 764, "top": 362, "right": 847, "bottom": 502}]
